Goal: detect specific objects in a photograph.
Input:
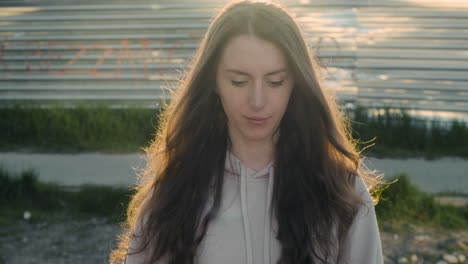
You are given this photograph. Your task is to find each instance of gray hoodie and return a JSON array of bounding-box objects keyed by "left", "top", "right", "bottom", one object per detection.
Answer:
[{"left": 126, "top": 151, "right": 384, "bottom": 263}]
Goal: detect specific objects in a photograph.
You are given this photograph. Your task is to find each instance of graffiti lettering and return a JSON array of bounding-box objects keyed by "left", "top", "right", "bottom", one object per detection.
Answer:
[{"left": 0, "top": 33, "right": 199, "bottom": 80}]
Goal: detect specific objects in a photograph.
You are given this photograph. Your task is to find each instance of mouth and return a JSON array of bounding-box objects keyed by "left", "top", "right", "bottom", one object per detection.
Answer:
[{"left": 244, "top": 116, "right": 270, "bottom": 125}]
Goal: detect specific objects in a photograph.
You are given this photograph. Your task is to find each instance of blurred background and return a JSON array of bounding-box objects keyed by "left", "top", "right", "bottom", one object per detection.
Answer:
[{"left": 0, "top": 0, "right": 467, "bottom": 263}]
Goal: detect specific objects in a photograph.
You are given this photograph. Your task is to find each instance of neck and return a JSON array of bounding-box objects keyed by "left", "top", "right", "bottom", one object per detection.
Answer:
[{"left": 229, "top": 131, "right": 278, "bottom": 171}]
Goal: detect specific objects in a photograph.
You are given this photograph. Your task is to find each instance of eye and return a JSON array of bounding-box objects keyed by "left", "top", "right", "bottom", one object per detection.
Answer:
[
  {"left": 269, "top": 80, "right": 284, "bottom": 87},
  {"left": 231, "top": 80, "right": 247, "bottom": 87}
]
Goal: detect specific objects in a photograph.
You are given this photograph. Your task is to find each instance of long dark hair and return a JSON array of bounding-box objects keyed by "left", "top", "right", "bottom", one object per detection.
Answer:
[{"left": 110, "top": 1, "right": 381, "bottom": 263}]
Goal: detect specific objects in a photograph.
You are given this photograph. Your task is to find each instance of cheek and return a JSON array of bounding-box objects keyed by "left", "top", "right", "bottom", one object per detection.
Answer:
[
  {"left": 273, "top": 89, "right": 293, "bottom": 114},
  {"left": 219, "top": 93, "right": 244, "bottom": 117}
]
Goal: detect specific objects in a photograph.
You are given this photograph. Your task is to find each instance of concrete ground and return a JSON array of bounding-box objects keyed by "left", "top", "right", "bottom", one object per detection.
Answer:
[{"left": 0, "top": 152, "right": 467, "bottom": 194}]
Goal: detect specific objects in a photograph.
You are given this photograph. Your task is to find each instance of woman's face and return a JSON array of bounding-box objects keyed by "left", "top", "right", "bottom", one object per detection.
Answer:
[{"left": 216, "top": 34, "right": 294, "bottom": 143}]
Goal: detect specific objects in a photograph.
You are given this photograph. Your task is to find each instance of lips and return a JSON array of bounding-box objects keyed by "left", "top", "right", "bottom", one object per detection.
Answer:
[
  {"left": 245, "top": 116, "right": 269, "bottom": 121},
  {"left": 245, "top": 116, "right": 270, "bottom": 125}
]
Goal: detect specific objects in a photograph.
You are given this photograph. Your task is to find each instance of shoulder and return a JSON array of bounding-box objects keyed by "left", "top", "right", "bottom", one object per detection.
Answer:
[
  {"left": 352, "top": 175, "right": 376, "bottom": 218},
  {"left": 346, "top": 175, "right": 384, "bottom": 263},
  {"left": 354, "top": 175, "right": 373, "bottom": 202}
]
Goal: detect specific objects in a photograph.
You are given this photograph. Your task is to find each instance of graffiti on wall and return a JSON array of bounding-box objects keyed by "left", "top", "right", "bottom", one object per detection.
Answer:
[{"left": 0, "top": 34, "right": 199, "bottom": 80}]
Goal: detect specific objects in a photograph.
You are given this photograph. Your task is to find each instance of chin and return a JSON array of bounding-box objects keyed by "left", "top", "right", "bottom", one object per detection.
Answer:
[{"left": 242, "top": 131, "right": 274, "bottom": 142}]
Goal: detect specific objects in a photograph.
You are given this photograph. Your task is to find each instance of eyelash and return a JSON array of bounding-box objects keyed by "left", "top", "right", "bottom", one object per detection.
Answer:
[
  {"left": 231, "top": 80, "right": 245, "bottom": 86},
  {"left": 270, "top": 81, "right": 284, "bottom": 87},
  {"left": 231, "top": 80, "right": 284, "bottom": 87}
]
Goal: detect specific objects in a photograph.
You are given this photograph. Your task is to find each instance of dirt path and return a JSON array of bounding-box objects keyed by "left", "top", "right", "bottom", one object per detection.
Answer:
[{"left": 0, "top": 218, "right": 466, "bottom": 264}]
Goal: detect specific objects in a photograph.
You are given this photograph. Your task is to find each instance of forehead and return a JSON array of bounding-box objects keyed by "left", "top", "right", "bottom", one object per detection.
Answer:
[{"left": 218, "top": 34, "right": 288, "bottom": 75}]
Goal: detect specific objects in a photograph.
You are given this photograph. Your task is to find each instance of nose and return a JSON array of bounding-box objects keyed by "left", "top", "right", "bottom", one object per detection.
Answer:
[{"left": 248, "top": 81, "right": 266, "bottom": 111}]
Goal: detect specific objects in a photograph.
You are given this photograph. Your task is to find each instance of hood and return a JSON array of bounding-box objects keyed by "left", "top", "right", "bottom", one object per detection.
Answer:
[{"left": 224, "top": 150, "right": 275, "bottom": 264}]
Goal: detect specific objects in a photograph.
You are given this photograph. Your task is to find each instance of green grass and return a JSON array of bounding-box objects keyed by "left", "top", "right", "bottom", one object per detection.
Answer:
[
  {"left": 0, "top": 167, "right": 134, "bottom": 226},
  {"left": 375, "top": 173, "right": 468, "bottom": 230},
  {"left": 1, "top": 103, "right": 468, "bottom": 158},
  {"left": 351, "top": 106, "right": 468, "bottom": 158},
  {"left": 0, "top": 102, "right": 161, "bottom": 153},
  {"left": 1, "top": 167, "right": 466, "bottom": 230}
]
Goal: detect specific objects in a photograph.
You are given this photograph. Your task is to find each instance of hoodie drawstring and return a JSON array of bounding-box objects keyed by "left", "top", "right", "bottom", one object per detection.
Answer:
[
  {"left": 264, "top": 167, "right": 274, "bottom": 264},
  {"left": 237, "top": 159, "right": 274, "bottom": 264},
  {"left": 240, "top": 163, "right": 254, "bottom": 264}
]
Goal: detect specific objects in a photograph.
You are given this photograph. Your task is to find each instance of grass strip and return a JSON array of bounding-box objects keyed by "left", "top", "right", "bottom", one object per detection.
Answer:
[
  {"left": 2, "top": 103, "right": 467, "bottom": 158},
  {"left": 1, "top": 168, "right": 466, "bottom": 230},
  {"left": 375, "top": 173, "right": 468, "bottom": 230}
]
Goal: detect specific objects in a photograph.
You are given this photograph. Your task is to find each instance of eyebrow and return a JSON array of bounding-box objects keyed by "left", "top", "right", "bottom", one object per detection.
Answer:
[{"left": 225, "top": 68, "right": 287, "bottom": 76}]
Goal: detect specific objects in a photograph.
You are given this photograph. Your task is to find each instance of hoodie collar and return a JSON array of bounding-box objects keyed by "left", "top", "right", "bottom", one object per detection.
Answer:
[
  {"left": 224, "top": 149, "right": 274, "bottom": 180},
  {"left": 224, "top": 149, "right": 275, "bottom": 264}
]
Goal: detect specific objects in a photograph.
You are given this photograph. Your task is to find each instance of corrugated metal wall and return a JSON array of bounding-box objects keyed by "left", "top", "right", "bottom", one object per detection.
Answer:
[{"left": 0, "top": 0, "right": 467, "bottom": 115}]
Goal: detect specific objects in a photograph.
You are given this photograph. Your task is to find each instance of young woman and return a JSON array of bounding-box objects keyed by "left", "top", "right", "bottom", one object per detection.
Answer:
[{"left": 110, "top": 1, "right": 384, "bottom": 263}]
